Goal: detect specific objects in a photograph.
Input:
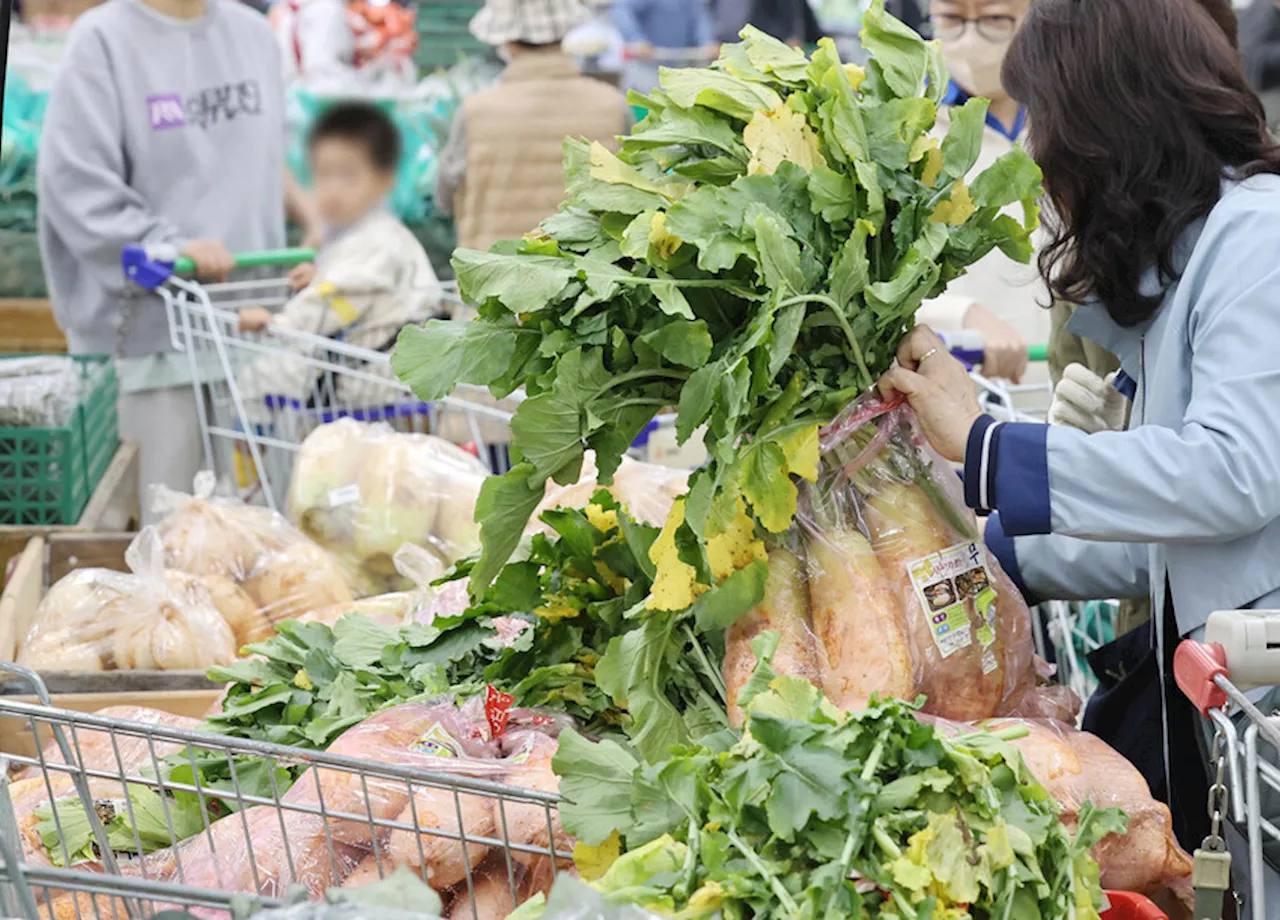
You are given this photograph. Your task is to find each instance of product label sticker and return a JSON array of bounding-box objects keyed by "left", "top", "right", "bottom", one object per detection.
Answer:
[
  {"left": 328, "top": 484, "right": 362, "bottom": 508},
  {"left": 485, "top": 684, "right": 515, "bottom": 738},
  {"left": 411, "top": 721, "right": 461, "bottom": 758},
  {"left": 905, "top": 540, "right": 998, "bottom": 659}
]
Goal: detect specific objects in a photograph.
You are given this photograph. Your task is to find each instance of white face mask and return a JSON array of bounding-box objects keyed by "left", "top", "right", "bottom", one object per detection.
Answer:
[{"left": 941, "top": 29, "right": 1011, "bottom": 100}]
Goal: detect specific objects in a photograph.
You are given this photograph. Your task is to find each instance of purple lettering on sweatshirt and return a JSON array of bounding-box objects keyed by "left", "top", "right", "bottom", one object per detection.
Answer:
[{"left": 147, "top": 94, "right": 187, "bottom": 131}]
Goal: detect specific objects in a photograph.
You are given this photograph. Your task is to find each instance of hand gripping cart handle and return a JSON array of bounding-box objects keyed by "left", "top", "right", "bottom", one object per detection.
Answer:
[{"left": 1175, "top": 609, "right": 1280, "bottom": 919}]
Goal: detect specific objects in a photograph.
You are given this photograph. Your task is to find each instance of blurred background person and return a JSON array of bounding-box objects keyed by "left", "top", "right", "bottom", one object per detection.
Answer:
[
  {"left": 709, "top": 0, "right": 822, "bottom": 47},
  {"left": 612, "top": 0, "right": 718, "bottom": 93},
  {"left": 1239, "top": 0, "right": 1280, "bottom": 122},
  {"left": 435, "top": 0, "right": 632, "bottom": 253},
  {"left": 915, "top": 0, "right": 1037, "bottom": 383}
]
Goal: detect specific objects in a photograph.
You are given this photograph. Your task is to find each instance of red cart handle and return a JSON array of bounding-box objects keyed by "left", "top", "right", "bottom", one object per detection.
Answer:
[
  {"left": 1173, "top": 639, "right": 1230, "bottom": 717},
  {"left": 1101, "top": 890, "right": 1167, "bottom": 919}
]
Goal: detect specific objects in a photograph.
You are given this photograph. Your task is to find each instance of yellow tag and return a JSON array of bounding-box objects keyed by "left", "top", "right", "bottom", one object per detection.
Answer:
[{"left": 316, "top": 281, "right": 359, "bottom": 326}]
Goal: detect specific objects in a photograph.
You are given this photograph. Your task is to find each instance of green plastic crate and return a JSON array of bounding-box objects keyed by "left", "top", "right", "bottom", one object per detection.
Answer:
[
  {"left": 0, "top": 356, "right": 120, "bottom": 525},
  {"left": 414, "top": 0, "right": 488, "bottom": 72}
]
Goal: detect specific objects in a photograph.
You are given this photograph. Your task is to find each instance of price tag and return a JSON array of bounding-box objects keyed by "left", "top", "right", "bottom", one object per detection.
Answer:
[
  {"left": 485, "top": 684, "right": 515, "bottom": 738},
  {"left": 328, "top": 484, "right": 361, "bottom": 507}
]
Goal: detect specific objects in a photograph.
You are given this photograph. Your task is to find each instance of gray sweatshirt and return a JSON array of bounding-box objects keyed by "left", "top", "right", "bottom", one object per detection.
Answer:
[{"left": 37, "top": 0, "right": 286, "bottom": 358}]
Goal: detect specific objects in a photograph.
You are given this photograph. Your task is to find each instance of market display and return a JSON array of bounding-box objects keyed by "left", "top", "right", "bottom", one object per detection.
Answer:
[{"left": 4, "top": 7, "right": 1205, "bottom": 920}]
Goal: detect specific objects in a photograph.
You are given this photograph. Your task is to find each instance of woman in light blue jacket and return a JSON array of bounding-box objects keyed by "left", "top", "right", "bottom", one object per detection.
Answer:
[{"left": 880, "top": 0, "right": 1280, "bottom": 905}]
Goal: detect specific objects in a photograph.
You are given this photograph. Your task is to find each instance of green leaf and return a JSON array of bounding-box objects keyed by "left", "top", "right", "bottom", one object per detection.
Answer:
[
  {"left": 551, "top": 729, "right": 640, "bottom": 846},
  {"left": 509, "top": 347, "right": 612, "bottom": 481},
  {"left": 860, "top": 0, "right": 929, "bottom": 98},
  {"left": 640, "top": 319, "right": 714, "bottom": 369},
  {"left": 740, "top": 25, "right": 811, "bottom": 83},
  {"left": 753, "top": 212, "right": 805, "bottom": 297},
  {"left": 451, "top": 250, "right": 576, "bottom": 315},
  {"left": 865, "top": 97, "right": 936, "bottom": 171},
  {"left": 676, "top": 362, "right": 720, "bottom": 443},
  {"left": 941, "top": 97, "right": 990, "bottom": 179},
  {"left": 738, "top": 440, "right": 797, "bottom": 533},
  {"left": 391, "top": 319, "right": 522, "bottom": 402},
  {"left": 332, "top": 616, "right": 401, "bottom": 669},
  {"left": 969, "top": 149, "right": 1044, "bottom": 211},
  {"left": 625, "top": 104, "right": 749, "bottom": 162},
  {"left": 471, "top": 462, "right": 547, "bottom": 590},
  {"left": 828, "top": 219, "right": 873, "bottom": 310},
  {"left": 808, "top": 165, "right": 855, "bottom": 223},
  {"left": 659, "top": 67, "right": 783, "bottom": 122},
  {"left": 652, "top": 280, "right": 696, "bottom": 320},
  {"left": 690, "top": 558, "right": 768, "bottom": 630}
]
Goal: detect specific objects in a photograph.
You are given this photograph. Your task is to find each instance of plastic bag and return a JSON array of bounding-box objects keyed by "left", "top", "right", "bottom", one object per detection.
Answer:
[
  {"left": 16, "top": 530, "right": 238, "bottom": 672},
  {"left": 287, "top": 420, "right": 488, "bottom": 593},
  {"left": 0, "top": 354, "right": 81, "bottom": 426},
  {"left": 148, "top": 699, "right": 570, "bottom": 904},
  {"left": 13, "top": 705, "right": 201, "bottom": 781},
  {"left": 980, "top": 718, "right": 1194, "bottom": 903},
  {"left": 300, "top": 544, "right": 445, "bottom": 627},
  {"left": 153, "top": 472, "right": 354, "bottom": 628},
  {"left": 530, "top": 454, "right": 689, "bottom": 531},
  {"left": 722, "top": 393, "right": 1063, "bottom": 723}
]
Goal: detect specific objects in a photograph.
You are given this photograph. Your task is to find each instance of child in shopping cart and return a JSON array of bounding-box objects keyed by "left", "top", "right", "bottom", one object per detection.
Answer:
[{"left": 236, "top": 100, "right": 441, "bottom": 414}]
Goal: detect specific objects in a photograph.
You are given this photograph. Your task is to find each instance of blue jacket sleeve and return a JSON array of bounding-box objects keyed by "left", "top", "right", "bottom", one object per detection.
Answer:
[
  {"left": 964, "top": 194, "right": 1280, "bottom": 545},
  {"left": 611, "top": 0, "right": 650, "bottom": 45},
  {"left": 693, "top": 0, "right": 717, "bottom": 48},
  {"left": 985, "top": 513, "right": 1149, "bottom": 604}
]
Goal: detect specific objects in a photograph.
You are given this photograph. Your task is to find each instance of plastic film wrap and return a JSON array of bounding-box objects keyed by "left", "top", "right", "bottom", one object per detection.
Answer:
[
  {"left": 529, "top": 454, "right": 688, "bottom": 532},
  {"left": 0, "top": 355, "right": 81, "bottom": 427},
  {"left": 13, "top": 705, "right": 202, "bottom": 781},
  {"left": 301, "top": 544, "right": 446, "bottom": 628},
  {"left": 722, "top": 393, "right": 1070, "bottom": 724},
  {"left": 15, "top": 529, "right": 238, "bottom": 671},
  {"left": 152, "top": 472, "right": 354, "bottom": 632},
  {"left": 287, "top": 420, "right": 489, "bottom": 594}
]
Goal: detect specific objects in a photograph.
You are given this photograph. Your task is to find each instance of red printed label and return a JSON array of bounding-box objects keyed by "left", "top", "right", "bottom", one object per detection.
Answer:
[{"left": 485, "top": 684, "right": 515, "bottom": 737}]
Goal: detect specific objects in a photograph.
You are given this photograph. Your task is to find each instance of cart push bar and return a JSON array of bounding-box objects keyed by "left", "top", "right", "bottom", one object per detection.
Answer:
[{"left": 123, "top": 244, "right": 317, "bottom": 291}]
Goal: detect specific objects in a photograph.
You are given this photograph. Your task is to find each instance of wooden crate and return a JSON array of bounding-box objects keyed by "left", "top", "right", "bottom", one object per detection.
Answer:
[
  {"left": 0, "top": 532, "right": 222, "bottom": 757},
  {"left": 0, "top": 300, "right": 65, "bottom": 354}
]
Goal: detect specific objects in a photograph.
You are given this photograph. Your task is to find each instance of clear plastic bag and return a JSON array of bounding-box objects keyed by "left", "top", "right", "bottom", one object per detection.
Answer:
[
  {"left": 0, "top": 354, "right": 81, "bottom": 427},
  {"left": 300, "top": 544, "right": 446, "bottom": 628},
  {"left": 287, "top": 420, "right": 489, "bottom": 593},
  {"left": 13, "top": 705, "right": 202, "bottom": 781},
  {"left": 530, "top": 454, "right": 688, "bottom": 532},
  {"left": 15, "top": 529, "right": 238, "bottom": 672},
  {"left": 723, "top": 393, "right": 1065, "bottom": 724},
  {"left": 153, "top": 473, "right": 354, "bottom": 630},
  {"left": 982, "top": 717, "right": 1194, "bottom": 904}
]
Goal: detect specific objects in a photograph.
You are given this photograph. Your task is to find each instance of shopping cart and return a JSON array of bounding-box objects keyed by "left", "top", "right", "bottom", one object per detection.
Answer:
[
  {"left": 0, "top": 663, "right": 568, "bottom": 919},
  {"left": 124, "top": 246, "right": 518, "bottom": 510},
  {"left": 1175, "top": 611, "right": 1280, "bottom": 919}
]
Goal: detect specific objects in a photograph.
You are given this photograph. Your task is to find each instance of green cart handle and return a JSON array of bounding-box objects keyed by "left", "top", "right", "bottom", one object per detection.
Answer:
[
  {"left": 1028, "top": 344, "right": 1047, "bottom": 362},
  {"left": 172, "top": 248, "right": 317, "bottom": 276}
]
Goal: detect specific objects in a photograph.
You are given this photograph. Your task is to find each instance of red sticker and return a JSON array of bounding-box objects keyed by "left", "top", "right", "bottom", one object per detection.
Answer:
[
  {"left": 532, "top": 714, "right": 553, "bottom": 726},
  {"left": 485, "top": 684, "right": 515, "bottom": 737}
]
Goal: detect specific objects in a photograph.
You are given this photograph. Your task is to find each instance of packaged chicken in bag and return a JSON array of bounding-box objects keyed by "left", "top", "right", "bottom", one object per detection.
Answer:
[
  {"left": 152, "top": 472, "right": 354, "bottom": 629},
  {"left": 16, "top": 529, "right": 238, "bottom": 671},
  {"left": 287, "top": 419, "right": 489, "bottom": 593},
  {"left": 730, "top": 392, "right": 1069, "bottom": 723}
]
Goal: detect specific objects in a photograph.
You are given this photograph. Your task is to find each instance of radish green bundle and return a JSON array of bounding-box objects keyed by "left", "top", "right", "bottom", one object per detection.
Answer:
[{"left": 392, "top": 1, "right": 1042, "bottom": 596}]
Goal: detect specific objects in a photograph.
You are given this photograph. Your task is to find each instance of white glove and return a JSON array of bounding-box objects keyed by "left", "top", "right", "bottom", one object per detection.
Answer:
[{"left": 1047, "top": 363, "right": 1128, "bottom": 434}]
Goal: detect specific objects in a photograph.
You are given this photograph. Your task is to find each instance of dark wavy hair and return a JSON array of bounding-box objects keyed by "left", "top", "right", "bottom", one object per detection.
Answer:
[{"left": 1002, "top": 0, "right": 1280, "bottom": 326}]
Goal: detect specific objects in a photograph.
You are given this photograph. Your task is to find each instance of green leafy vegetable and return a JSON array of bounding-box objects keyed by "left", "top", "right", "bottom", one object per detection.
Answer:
[
  {"left": 392, "top": 4, "right": 1042, "bottom": 594},
  {"left": 33, "top": 784, "right": 210, "bottom": 866}
]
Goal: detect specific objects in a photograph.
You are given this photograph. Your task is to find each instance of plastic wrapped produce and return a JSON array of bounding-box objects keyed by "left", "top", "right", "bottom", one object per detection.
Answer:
[
  {"left": 987, "top": 718, "right": 1194, "bottom": 903},
  {"left": 0, "top": 355, "right": 82, "bottom": 426},
  {"left": 152, "top": 473, "right": 355, "bottom": 627},
  {"left": 779, "top": 393, "right": 1058, "bottom": 721},
  {"left": 14, "top": 705, "right": 201, "bottom": 781},
  {"left": 287, "top": 420, "right": 489, "bottom": 591},
  {"left": 16, "top": 529, "right": 238, "bottom": 671},
  {"left": 301, "top": 544, "right": 445, "bottom": 627}
]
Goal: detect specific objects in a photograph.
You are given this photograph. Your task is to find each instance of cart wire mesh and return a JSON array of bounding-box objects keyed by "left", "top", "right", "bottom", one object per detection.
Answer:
[
  {"left": 0, "top": 665, "right": 568, "bottom": 920},
  {"left": 161, "top": 275, "right": 518, "bottom": 510}
]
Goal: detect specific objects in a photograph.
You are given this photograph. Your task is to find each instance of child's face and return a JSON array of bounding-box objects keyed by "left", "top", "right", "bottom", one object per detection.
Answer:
[{"left": 310, "top": 138, "right": 396, "bottom": 229}]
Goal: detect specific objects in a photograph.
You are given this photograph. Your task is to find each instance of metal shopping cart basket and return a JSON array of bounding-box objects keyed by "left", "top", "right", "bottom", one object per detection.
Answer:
[
  {"left": 124, "top": 245, "right": 518, "bottom": 510},
  {"left": 1175, "top": 610, "right": 1280, "bottom": 919},
  {"left": 0, "top": 664, "right": 568, "bottom": 919}
]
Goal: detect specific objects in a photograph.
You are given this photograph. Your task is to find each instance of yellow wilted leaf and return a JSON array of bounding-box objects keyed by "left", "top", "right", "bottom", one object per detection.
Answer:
[
  {"left": 649, "top": 212, "right": 683, "bottom": 260},
  {"left": 678, "top": 880, "right": 727, "bottom": 918},
  {"left": 931, "top": 182, "right": 976, "bottom": 226},
  {"left": 705, "top": 497, "right": 767, "bottom": 583},
  {"left": 574, "top": 830, "right": 621, "bottom": 881},
  {"left": 921, "top": 146, "right": 944, "bottom": 188},
  {"left": 595, "top": 561, "right": 629, "bottom": 595},
  {"left": 535, "top": 596, "right": 581, "bottom": 622},
  {"left": 744, "top": 107, "right": 827, "bottom": 176},
  {"left": 585, "top": 502, "right": 618, "bottom": 533},
  {"left": 293, "top": 669, "right": 314, "bottom": 691},
  {"left": 843, "top": 63, "right": 868, "bottom": 91},
  {"left": 909, "top": 134, "right": 937, "bottom": 164},
  {"left": 775, "top": 422, "right": 820, "bottom": 483},
  {"left": 589, "top": 142, "right": 669, "bottom": 197},
  {"left": 649, "top": 498, "right": 708, "bottom": 611}
]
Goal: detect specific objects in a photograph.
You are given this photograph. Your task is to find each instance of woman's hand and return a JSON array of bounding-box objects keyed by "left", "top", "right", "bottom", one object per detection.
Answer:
[
  {"left": 879, "top": 326, "right": 984, "bottom": 463},
  {"left": 963, "top": 304, "right": 1028, "bottom": 383}
]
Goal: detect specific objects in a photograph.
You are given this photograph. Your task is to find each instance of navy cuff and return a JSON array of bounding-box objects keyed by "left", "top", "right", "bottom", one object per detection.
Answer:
[
  {"left": 993, "top": 422, "right": 1052, "bottom": 535},
  {"left": 983, "top": 513, "right": 1041, "bottom": 607},
  {"left": 963, "top": 414, "right": 1001, "bottom": 512}
]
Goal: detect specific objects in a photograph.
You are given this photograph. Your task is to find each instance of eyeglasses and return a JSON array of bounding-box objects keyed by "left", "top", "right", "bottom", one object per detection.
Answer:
[{"left": 930, "top": 14, "right": 1018, "bottom": 42}]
